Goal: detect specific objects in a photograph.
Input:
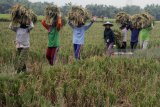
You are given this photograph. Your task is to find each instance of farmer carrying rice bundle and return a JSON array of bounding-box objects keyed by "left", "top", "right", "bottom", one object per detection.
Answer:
[
  {"left": 128, "top": 14, "right": 143, "bottom": 51},
  {"left": 139, "top": 12, "right": 154, "bottom": 50},
  {"left": 68, "top": 6, "right": 96, "bottom": 60},
  {"left": 9, "top": 4, "right": 35, "bottom": 73},
  {"left": 41, "top": 5, "right": 62, "bottom": 65},
  {"left": 130, "top": 12, "right": 154, "bottom": 50},
  {"left": 115, "top": 12, "right": 130, "bottom": 52}
]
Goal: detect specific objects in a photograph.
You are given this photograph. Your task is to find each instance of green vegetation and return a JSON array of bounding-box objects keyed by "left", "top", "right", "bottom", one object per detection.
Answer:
[
  {"left": 1, "top": 0, "right": 160, "bottom": 20},
  {"left": 0, "top": 14, "right": 44, "bottom": 21},
  {"left": 0, "top": 16, "right": 160, "bottom": 106}
]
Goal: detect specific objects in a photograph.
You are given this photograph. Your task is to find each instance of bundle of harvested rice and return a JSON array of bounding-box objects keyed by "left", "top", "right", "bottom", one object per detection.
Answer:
[
  {"left": 131, "top": 14, "right": 145, "bottom": 29},
  {"left": 113, "top": 29, "right": 123, "bottom": 48},
  {"left": 115, "top": 12, "right": 130, "bottom": 25},
  {"left": 68, "top": 6, "right": 92, "bottom": 27},
  {"left": 131, "top": 12, "right": 154, "bottom": 29},
  {"left": 44, "top": 5, "right": 60, "bottom": 25},
  {"left": 141, "top": 12, "right": 154, "bottom": 27},
  {"left": 11, "top": 4, "right": 37, "bottom": 25},
  {"left": 28, "top": 9, "right": 37, "bottom": 24}
]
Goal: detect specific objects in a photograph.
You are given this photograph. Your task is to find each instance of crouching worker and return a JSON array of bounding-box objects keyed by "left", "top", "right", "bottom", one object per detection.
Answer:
[
  {"left": 103, "top": 22, "right": 115, "bottom": 56},
  {"left": 9, "top": 21, "right": 34, "bottom": 73},
  {"left": 68, "top": 16, "right": 96, "bottom": 60},
  {"left": 41, "top": 15, "right": 62, "bottom": 65}
]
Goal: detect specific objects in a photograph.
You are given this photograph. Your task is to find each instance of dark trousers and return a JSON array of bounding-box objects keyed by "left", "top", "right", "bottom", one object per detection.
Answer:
[
  {"left": 121, "top": 42, "right": 127, "bottom": 52},
  {"left": 130, "top": 42, "right": 138, "bottom": 51},
  {"left": 46, "top": 47, "right": 58, "bottom": 65},
  {"left": 73, "top": 44, "right": 81, "bottom": 60}
]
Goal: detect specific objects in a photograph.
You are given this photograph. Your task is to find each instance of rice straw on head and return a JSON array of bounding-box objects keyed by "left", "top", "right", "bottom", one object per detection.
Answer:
[
  {"left": 68, "top": 6, "right": 92, "bottom": 27},
  {"left": 131, "top": 12, "right": 154, "bottom": 29},
  {"left": 11, "top": 4, "right": 37, "bottom": 26},
  {"left": 44, "top": 5, "right": 60, "bottom": 25},
  {"left": 115, "top": 12, "right": 130, "bottom": 25}
]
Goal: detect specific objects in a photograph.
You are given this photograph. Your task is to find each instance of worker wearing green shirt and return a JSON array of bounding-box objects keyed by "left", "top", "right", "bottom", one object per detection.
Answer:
[{"left": 139, "top": 25, "right": 153, "bottom": 50}]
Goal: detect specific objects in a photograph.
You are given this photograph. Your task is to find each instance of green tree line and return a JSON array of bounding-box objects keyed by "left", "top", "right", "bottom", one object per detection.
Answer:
[{"left": 0, "top": 0, "right": 160, "bottom": 20}]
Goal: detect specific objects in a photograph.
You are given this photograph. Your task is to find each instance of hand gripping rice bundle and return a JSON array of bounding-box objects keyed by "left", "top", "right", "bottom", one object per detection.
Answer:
[
  {"left": 115, "top": 12, "right": 130, "bottom": 25},
  {"left": 11, "top": 4, "right": 37, "bottom": 25},
  {"left": 44, "top": 5, "right": 60, "bottom": 25},
  {"left": 68, "top": 6, "right": 92, "bottom": 27}
]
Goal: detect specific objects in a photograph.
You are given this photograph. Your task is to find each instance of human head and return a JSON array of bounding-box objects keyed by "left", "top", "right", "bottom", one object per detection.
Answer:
[
  {"left": 103, "top": 22, "right": 113, "bottom": 29},
  {"left": 105, "top": 25, "right": 111, "bottom": 29}
]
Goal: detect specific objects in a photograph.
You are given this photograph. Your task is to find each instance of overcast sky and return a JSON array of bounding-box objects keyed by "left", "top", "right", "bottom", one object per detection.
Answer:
[{"left": 28, "top": 0, "right": 160, "bottom": 8}]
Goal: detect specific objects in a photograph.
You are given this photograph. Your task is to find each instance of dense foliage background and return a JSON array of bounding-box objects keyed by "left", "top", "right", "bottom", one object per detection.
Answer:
[{"left": 1, "top": 0, "right": 160, "bottom": 20}]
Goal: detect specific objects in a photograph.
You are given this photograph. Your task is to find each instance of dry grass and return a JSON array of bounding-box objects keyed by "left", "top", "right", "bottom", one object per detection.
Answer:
[{"left": 0, "top": 19, "right": 160, "bottom": 106}]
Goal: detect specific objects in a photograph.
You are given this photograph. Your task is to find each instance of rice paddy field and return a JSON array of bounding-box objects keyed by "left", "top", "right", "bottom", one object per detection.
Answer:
[{"left": 0, "top": 14, "right": 160, "bottom": 106}]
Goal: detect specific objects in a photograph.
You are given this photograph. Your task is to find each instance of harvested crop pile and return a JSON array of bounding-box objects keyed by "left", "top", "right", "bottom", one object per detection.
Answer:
[
  {"left": 131, "top": 14, "right": 145, "bottom": 29},
  {"left": 68, "top": 6, "right": 92, "bottom": 27},
  {"left": 131, "top": 12, "right": 154, "bottom": 29},
  {"left": 11, "top": 4, "right": 37, "bottom": 25},
  {"left": 44, "top": 5, "right": 60, "bottom": 25},
  {"left": 141, "top": 12, "right": 154, "bottom": 27},
  {"left": 115, "top": 12, "right": 130, "bottom": 25},
  {"left": 113, "top": 29, "right": 123, "bottom": 48}
]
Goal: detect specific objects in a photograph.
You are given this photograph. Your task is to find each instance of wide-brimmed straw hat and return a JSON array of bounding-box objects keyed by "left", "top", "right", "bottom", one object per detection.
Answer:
[{"left": 103, "top": 22, "right": 113, "bottom": 26}]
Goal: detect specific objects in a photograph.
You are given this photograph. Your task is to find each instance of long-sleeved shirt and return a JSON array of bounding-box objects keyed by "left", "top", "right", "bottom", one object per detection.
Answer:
[
  {"left": 68, "top": 21, "right": 94, "bottom": 44},
  {"left": 41, "top": 17, "right": 62, "bottom": 32},
  {"left": 9, "top": 22, "right": 34, "bottom": 48},
  {"left": 41, "top": 17, "right": 62, "bottom": 47},
  {"left": 104, "top": 28, "right": 114, "bottom": 44}
]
